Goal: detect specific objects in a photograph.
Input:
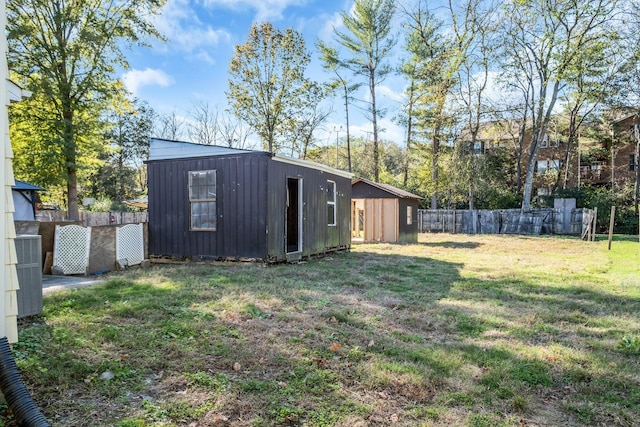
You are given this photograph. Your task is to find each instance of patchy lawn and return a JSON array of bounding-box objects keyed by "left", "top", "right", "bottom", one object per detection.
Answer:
[{"left": 4, "top": 234, "right": 640, "bottom": 426}]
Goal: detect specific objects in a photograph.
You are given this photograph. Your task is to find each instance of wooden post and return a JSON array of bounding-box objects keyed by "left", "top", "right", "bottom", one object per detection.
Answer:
[
  {"left": 608, "top": 206, "right": 615, "bottom": 250},
  {"left": 591, "top": 207, "right": 598, "bottom": 241},
  {"left": 452, "top": 211, "right": 456, "bottom": 234},
  {"left": 587, "top": 210, "right": 592, "bottom": 241}
]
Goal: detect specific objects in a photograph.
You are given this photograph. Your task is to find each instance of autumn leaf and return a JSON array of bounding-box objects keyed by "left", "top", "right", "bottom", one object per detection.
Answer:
[
  {"left": 233, "top": 362, "right": 241, "bottom": 371},
  {"left": 330, "top": 342, "right": 341, "bottom": 352}
]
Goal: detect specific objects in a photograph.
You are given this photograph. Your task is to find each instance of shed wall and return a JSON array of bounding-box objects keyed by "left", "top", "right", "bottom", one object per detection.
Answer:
[
  {"left": 266, "top": 161, "right": 351, "bottom": 261},
  {"left": 397, "top": 198, "right": 419, "bottom": 243},
  {"left": 352, "top": 181, "right": 395, "bottom": 199},
  {"left": 148, "top": 153, "right": 270, "bottom": 259}
]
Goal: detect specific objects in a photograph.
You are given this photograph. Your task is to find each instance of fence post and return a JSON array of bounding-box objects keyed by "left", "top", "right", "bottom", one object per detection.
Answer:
[
  {"left": 608, "top": 206, "right": 615, "bottom": 250},
  {"left": 591, "top": 207, "right": 598, "bottom": 241}
]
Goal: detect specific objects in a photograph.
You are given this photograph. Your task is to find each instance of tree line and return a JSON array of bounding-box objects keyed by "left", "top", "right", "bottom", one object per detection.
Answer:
[{"left": 6, "top": 0, "right": 640, "bottom": 229}]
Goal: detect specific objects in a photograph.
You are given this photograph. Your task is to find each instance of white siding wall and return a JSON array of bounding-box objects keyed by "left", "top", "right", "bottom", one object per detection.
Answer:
[{"left": 1, "top": 0, "right": 20, "bottom": 343}]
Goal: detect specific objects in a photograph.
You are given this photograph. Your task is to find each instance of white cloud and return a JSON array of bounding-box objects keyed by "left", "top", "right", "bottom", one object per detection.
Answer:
[
  {"left": 153, "top": 0, "right": 231, "bottom": 58},
  {"left": 203, "top": 0, "right": 308, "bottom": 22},
  {"left": 377, "top": 84, "right": 405, "bottom": 104},
  {"left": 317, "top": 11, "right": 343, "bottom": 41},
  {"left": 122, "top": 68, "right": 174, "bottom": 95}
]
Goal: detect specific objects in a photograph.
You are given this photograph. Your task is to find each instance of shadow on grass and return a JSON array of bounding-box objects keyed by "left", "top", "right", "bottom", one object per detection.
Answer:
[
  {"left": 11, "top": 248, "right": 640, "bottom": 427},
  {"left": 418, "top": 241, "right": 483, "bottom": 249}
]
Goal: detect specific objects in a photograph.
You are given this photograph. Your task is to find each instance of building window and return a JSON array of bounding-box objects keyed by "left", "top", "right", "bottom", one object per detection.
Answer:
[
  {"left": 189, "top": 170, "right": 217, "bottom": 231},
  {"left": 407, "top": 206, "right": 413, "bottom": 225},
  {"left": 536, "top": 160, "right": 547, "bottom": 174},
  {"left": 630, "top": 154, "right": 637, "bottom": 171},
  {"left": 540, "top": 134, "right": 548, "bottom": 148},
  {"left": 327, "top": 180, "right": 336, "bottom": 226},
  {"left": 536, "top": 159, "right": 560, "bottom": 174},
  {"left": 540, "top": 134, "right": 560, "bottom": 148}
]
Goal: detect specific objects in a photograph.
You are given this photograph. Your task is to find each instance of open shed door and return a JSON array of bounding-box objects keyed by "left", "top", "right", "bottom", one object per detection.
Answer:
[{"left": 286, "top": 177, "right": 303, "bottom": 256}]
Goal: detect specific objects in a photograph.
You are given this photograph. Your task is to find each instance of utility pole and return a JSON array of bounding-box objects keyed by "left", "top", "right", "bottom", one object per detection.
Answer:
[{"left": 334, "top": 126, "right": 342, "bottom": 169}]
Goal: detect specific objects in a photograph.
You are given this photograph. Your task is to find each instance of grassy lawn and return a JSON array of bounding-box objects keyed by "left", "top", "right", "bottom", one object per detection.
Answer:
[{"left": 4, "top": 234, "right": 639, "bottom": 426}]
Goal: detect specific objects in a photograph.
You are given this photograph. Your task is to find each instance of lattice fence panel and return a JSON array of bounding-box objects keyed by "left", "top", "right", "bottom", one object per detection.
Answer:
[
  {"left": 116, "top": 223, "right": 145, "bottom": 266},
  {"left": 53, "top": 225, "right": 91, "bottom": 275}
]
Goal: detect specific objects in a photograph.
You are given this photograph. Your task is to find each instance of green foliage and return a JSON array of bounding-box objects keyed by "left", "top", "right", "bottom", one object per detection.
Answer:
[
  {"left": 87, "top": 96, "right": 153, "bottom": 202},
  {"left": 7, "top": 0, "right": 164, "bottom": 218},
  {"left": 227, "top": 22, "right": 313, "bottom": 154},
  {"left": 330, "top": 0, "right": 396, "bottom": 181},
  {"left": 552, "top": 184, "right": 638, "bottom": 234},
  {"left": 618, "top": 336, "right": 640, "bottom": 354}
]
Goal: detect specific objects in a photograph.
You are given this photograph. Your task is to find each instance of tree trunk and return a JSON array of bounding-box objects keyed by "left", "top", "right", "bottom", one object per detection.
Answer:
[
  {"left": 63, "top": 107, "right": 79, "bottom": 220},
  {"left": 403, "top": 79, "right": 415, "bottom": 188},
  {"left": 343, "top": 83, "right": 352, "bottom": 173},
  {"left": 522, "top": 131, "right": 541, "bottom": 211},
  {"left": 370, "top": 70, "right": 379, "bottom": 182},
  {"left": 635, "top": 134, "right": 639, "bottom": 217},
  {"left": 431, "top": 129, "right": 439, "bottom": 210}
]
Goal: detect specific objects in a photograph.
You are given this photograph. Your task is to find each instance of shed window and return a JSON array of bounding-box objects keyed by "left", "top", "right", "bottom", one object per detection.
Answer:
[
  {"left": 327, "top": 180, "right": 336, "bottom": 226},
  {"left": 407, "top": 206, "right": 413, "bottom": 225},
  {"left": 189, "top": 170, "right": 217, "bottom": 231}
]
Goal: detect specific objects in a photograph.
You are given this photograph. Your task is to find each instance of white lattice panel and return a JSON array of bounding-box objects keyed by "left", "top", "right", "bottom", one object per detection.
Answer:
[
  {"left": 53, "top": 225, "right": 91, "bottom": 275},
  {"left": 116, "top": 223, "right": 144, "bottom": 266}
]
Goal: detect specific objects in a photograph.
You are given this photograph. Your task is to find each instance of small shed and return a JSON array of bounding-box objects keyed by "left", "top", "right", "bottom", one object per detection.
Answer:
[
  {"left": 351, "top": 178, "right": 422, "bottom": 243},
  {"left": 12, "top": 180, "right": 43, "bottom": 221},
  {"left": 147, "top": 138, "right": 353, "bottom": 262}
]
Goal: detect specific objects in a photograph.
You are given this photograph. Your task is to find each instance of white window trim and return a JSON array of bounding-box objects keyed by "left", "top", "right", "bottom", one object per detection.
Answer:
[
  {"left": 189, "top": 170, "right": 217, "bottom": 231},
  {"left": 327, "top": 180, "right": 337, "bottom": 226}
]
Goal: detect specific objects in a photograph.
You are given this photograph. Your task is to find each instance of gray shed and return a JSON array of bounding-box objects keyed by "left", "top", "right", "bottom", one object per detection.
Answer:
[
  {"left": 147, "top": 138, "right": 353, "bottom": 262},
  {"left": 12, "top": 180, "right": 43, "bottom": 221},
  {"left": 351, "top": 178, "right": 422, "bottom": 243}
]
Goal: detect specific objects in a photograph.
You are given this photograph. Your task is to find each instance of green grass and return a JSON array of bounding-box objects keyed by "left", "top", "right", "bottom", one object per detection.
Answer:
[{"left": 7, "top": 234, "right": 640, "bottom": 426}]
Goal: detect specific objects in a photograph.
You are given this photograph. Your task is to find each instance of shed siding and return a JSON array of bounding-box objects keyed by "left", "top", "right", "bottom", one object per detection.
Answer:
[
  {"left": 352, "top": 181, "right": 395, "bottom": 199},
  {"left": 266, "top": 161, "right": 351, "bottom": 261},
  {"left": 398, "top": 198, "right": 419, "bottom": 243},
  {"left": 148, "top": 153, "right": 269, "bottom": 259}
]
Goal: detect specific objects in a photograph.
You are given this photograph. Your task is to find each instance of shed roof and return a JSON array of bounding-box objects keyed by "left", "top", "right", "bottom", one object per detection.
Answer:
[
  {"left": 353, "top": 178, "right": 423, "bottom": 200},
  {"left": 149, "top": 138, "right": 353, "bottom": 179},
  {"left": 12, "top": 180, "right": 44, "bottom": 191}
]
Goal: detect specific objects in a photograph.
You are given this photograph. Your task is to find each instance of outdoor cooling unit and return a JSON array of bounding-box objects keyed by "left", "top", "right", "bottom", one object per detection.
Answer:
[{"left": 15, "top": 235, "right": 43, "bottom": 318}]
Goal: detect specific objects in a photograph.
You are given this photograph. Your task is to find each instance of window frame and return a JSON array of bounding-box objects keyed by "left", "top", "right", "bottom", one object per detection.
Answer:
[
  {"left": 327, "top": 180, "right": 337, "bottom": 227},
  {"left": 188, "top": 169, "right": 217, "bottom": 231},
  {"left": 407, "top": 206, "right": 413, "bottom": 225}
]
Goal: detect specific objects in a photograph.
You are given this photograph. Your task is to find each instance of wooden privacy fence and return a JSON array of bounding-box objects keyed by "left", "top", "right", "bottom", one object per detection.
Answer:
[
  {"left": 36, "top": 211, "right": 148, "bottom": 227},
  {"left": 418, "top": 208, "right": 593, "bottom": 236}
]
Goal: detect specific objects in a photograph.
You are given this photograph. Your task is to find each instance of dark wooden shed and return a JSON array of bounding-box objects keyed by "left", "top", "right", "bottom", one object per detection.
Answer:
[
  {"left": 147, "top": 138, "right": 353, "bottom": 262},
  {"left": 351, "top": 178, "right": 422, "bottom": 243}
]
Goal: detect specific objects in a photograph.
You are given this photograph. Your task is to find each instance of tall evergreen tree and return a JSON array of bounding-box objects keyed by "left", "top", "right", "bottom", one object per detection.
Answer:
[{"left": 330, "top": 0, "right": 395, "bottom": 182}]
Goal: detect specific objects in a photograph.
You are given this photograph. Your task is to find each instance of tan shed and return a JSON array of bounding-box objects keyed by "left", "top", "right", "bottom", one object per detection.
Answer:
[{"left": 351, "top": 179, "right": 422, "bottom": 243}]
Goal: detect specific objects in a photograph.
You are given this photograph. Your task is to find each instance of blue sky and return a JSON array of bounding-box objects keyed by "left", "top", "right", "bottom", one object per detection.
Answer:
[{"left": 120, "top": 0, "right": 410, "bottom": 147}]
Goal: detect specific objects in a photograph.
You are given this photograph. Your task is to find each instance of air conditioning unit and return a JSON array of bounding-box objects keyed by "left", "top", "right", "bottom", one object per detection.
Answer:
[{"left": 15, "top": 235, "right": 43, "bottom": 318}]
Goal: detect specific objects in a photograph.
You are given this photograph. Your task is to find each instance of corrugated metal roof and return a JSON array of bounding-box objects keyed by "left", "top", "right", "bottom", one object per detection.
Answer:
[
  {"left": 353, "top": 178, "right": 423, "bottom": 199},
  {"left": 149, "top": 138, "right": 251, "bottom": 161},
  {"left": 149, "top": 138, "right": 354, "bottom": 178},
  {"left": 12, "top": 179, "right": 44, "bottom": 191}
]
